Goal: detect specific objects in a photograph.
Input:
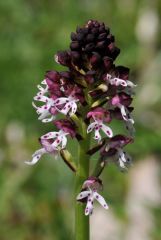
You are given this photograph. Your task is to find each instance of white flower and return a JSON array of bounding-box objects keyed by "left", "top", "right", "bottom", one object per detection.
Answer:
[
  {"left": 32, "top": 95, "right": 56, "bottom": 123},
  {"left": 106, "top": 74, "right": 136, "bottom": 88},
  {"left": 87, "top": 120, "right": 113, "bottom": 142},
  {"left": 55, "top": 95, "right": 79, "bottom": 116},
  {"left": 41, "top": 130, "right": 68, "bottom": 149},
  {"left": 77, "top": 189, "right": 108, "bottom": 216},
  {"left": 25, "top": 139, "right": 57, "bottom": 165}
]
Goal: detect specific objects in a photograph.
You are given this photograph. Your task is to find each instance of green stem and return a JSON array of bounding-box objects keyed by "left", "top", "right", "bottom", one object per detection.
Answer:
[{"left": 75, "top": 135, "right": 91, "bottom": 240}]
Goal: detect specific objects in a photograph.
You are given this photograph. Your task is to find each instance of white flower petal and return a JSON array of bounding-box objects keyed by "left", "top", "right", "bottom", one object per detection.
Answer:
[
  {"left": 34, "top": 95, "right": 49, "bottom": 102},
  {"left": 37, "top": 85, "right": 44, "bottom": 91},
  {"left": 94, "top": 129, "right": 101, "bottom": 142},
  {"left": 119, "top": 159, "right": 126, "bottom": 168},
  {"left": 25, "top": 148, "right": 46, "bottom": 165},
  {"left": 118, "top": 149, "right": 127, "bottom": 162},
  {"left": 93, "top": 192, "right": 109, "bottom": 209},
  {"left": 120, "top": 105, "right": 127, "bottom": 121},
  {"left": 101, "top": 124, "right": 113, "bottom": 138},
  {"left": 42, "top": 115, "right": 55, "bottom": 123},
  {"left": 54, "top": 97, "right": 68, "bottom": 105},
  {"left": 110, "top": 78, "right": 127, "bottom": 87},
  {"left": 126, "top": 80, "right": 137, "bottom": 88},
  {"left": 87, "top": 122, "right": 97, "bottom": 133},
  {"left": 106, "top": 74, "right": 112, "bottom": 80},
  {"left": 85, "top": 195, "right": 94, "bottom": 216},
  {"left": 61, "top": 102, "right": 72, "bottom": 115},
  {"left": 41, "top": 79, "right": 47, "bottom": 84},
  {"left": 38, "top": 110, "right": 50, "bottom": 120},
  {"left": 61, "top": 135, "right": 67, "bottom": 148},
  {"left": 71, "top": 101, "right": 77, "bottom": 115},
  {"left": 32, "top": 102, "right": 38, "bottom": 109},
  {"left": 52, "top": 136, "right": 62, "bottom": 148},
  {"left": 76, "top": 191, "right": 90, "bottom": 200},
  {"left": 41, "top": 132, "right": 59, "bottom": 139},
  {"left": 120, "top": 105, "right": 134, "bottom": 123}
]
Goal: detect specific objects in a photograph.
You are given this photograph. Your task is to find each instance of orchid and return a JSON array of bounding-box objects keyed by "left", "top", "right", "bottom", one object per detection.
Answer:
[
  {"left": 77, "top": 177, "right": 108, "bottom": 216},
  {"left": 27, "top": 20, "right": 136, "bottom": 240}
]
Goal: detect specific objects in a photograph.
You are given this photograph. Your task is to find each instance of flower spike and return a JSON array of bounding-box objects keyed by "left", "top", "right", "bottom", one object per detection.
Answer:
[{"left": 28, "top": 20, "right": 136, "bottom": 221}]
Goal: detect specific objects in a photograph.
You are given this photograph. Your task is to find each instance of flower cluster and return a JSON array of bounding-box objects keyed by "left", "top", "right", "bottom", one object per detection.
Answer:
[{"left": 26, "top": 20, "right": 136, "bottom": 215}]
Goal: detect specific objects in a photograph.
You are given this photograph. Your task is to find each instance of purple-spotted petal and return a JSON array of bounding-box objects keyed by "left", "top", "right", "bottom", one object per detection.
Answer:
[
  {"left": 94, "top": 129, "right": 101, "bottom": 142},
  {"left": 76, "top": 191, "right": 90, "bottom": 200},
  {"left": 55, "top": 97, "right": 69, "bottom": 105},
  {"left": 41, "top": 132, "right": 59, "bottom": 139},
  {"left": 85, "top": 195, "right": 94, "bottom": 216},
  {"left": 101, "top": 124, "right": 113, "bottom": 138},
  {"left": 42, "top": 115, "right": 55, "bottom": 123},
  {"left": 87, "top": 122, "right": 97, "bottom": 133},
  {"left": 71, "top": 101, "right": 77, "bottom": 114},
  {"left": 34, "top": 95, "right": 49, "bottom": 103},
  {"left": 110, "top": 77, "right": 127, "bottom": 87},
  {"left": 93, "top": 192, "right": 108, "bottom": 209},
  {"left": 25, "top": 148, "right": 46, "bottom": 165}
]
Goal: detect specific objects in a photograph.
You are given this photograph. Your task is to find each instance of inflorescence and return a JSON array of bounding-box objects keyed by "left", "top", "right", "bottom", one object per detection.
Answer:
[{"left": 26, "top": 20, "right": 136, "bottom": 215}]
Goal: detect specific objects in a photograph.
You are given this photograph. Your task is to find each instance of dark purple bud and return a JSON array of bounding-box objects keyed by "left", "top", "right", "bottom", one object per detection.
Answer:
[
  {"left": 100, "top": 147, "right": 117, "bottom": 157},
  {"left": 103, "top": 56, "right": 113, "bottom": 71},
  {"left": 110, "top": 93, "right": 132, "bottom": 107},
  {"left": 70, "top": 51, "right": 81, "bottom": 65},
  {"left": 96, "top": 40, "right": 106, "bottom": 49},
  {"left": 87, "top": 107, "right": 111, "bottom": 123},
  {"left": 45, "top": 71, "right": 60, "bottom": 82},
  {"left": 98, "top": 32, "right": 107, "bottom": 40},
  {"left": 70, "top": 41, "right": 81, "bottom": 50},
  {"left": 55, "top": 51, "right": 71, "bottom": 66},
  {"left": 60, "top": 71, "right": 71, "bottom": 79},
  {"left": 119, "top": 93, "right": 132, "bottom": 106},
  {"left": 84, "top": 43, "right": 95, "bottom": 52},
  {"left": 54, "top": 119, "right": 76, "bottom": 138},
  {"left": 85, "top": 70, "right": 96, "bottom": 84},
  {"left": 107, "top": 34, "right": 115, "bottom": 42},
  {"left": 76, "top": 26, "right": 82, "bottom": 33},
  {"left": 90, "top": 52, "right": 101, "bottom": 68},
  {"left": 86, "top": 33, "right": 95, "bottom": 42},
  {"left": 77, "top": 32, "right": 85, "bottom": 41},
  {"left": 91, "top": 27, "right": 99, "bottom": 34},
  {"left": 71, "top": 32, "right": 77, "bottom": 41},
  {"left": 109, "top": 135, "right": 133, "bottom": 148},
  {"left": 108, "top": 42, "right": 115, "bottom": 51},
  {"left": 109, "top": 45, "right": 120, "bottom": 60},
  {"left": 115, "top": 66, "right": 130, "bottom": 80}
]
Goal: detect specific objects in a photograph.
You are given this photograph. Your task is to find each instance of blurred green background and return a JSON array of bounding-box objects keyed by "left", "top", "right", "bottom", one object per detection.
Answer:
[{"left": 0, "top": 0, "right": 161, "bottom": 239}]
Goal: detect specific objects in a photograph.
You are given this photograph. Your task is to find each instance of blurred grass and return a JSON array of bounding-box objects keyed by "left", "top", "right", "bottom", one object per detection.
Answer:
[{"left": 0, "top": 0, "right": 161, "bottom": 239}]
